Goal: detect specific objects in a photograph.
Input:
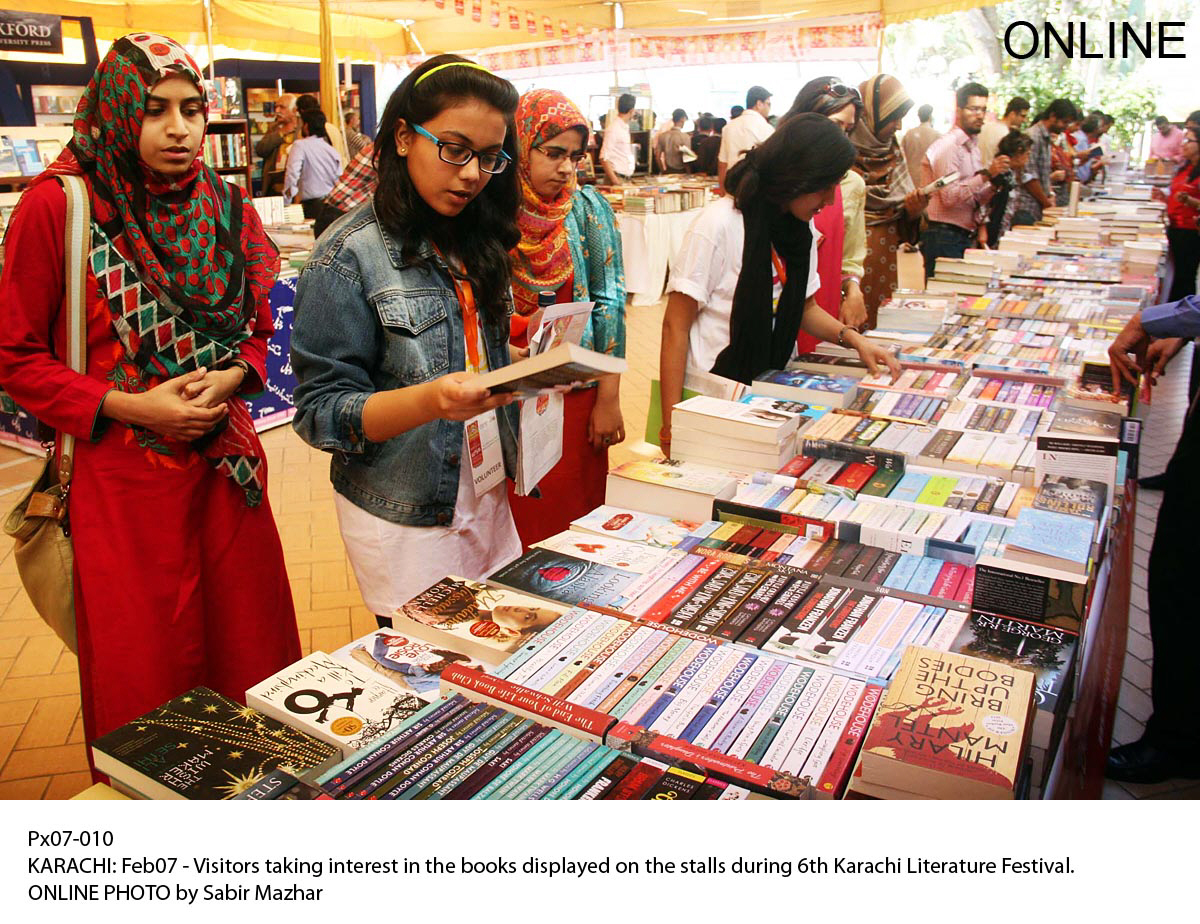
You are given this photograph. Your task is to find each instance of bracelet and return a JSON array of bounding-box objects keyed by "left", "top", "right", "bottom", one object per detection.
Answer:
[
  {"left": 228, "top": 359, "right": 251, "bottom": 382},
  {"left": 836, "top": 325, "right": 854, "bottom": 347}
]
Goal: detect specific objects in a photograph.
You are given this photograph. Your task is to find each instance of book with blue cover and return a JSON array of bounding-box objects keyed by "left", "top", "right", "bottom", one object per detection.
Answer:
[
  {"left": 1003, "top": 508, "right": 1094, "bottom": 575},
  {"left": 752, "top": 369, "right": 860, "bottom": 408}
]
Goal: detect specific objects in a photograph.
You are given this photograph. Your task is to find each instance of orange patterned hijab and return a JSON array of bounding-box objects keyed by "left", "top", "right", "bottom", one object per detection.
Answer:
[{"left": 511, "top": 89, "right": 588, "bottom": 316}]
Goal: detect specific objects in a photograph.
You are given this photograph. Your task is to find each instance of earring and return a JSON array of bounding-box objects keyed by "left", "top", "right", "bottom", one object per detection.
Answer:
[{"left": 399, "top": 147, "right": 408, "bottom": 155}]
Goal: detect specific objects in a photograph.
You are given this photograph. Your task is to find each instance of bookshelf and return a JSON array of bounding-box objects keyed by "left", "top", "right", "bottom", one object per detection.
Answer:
[{"left": 206, "top": 119, "right": 253, "bottom": 192}]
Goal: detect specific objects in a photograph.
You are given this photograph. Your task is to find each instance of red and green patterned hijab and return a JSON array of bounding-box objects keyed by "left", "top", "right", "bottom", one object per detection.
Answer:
[
  {"left": 36, "top": 32, "right": 275, "bottom": 342},
  {"left": 30, "top": 33, "right": 277, "bottom": 506}
]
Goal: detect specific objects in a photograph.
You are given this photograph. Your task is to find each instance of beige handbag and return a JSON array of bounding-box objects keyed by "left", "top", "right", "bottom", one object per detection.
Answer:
[{"left": 3, "top": 174, "right": 90, "bottom": 653}]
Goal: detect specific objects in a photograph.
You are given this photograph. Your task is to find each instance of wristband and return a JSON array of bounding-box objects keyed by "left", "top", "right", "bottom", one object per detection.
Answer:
[{"left": 228, "top": 358, "right": 251, "bottom": 383}]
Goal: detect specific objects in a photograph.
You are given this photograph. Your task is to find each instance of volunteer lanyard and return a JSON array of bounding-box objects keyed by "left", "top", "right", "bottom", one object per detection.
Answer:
[
  {"left": 435, "top": 246, "right": 485, "bottom": 374},
  {"left": 772, "top": 248, "right": 787, "bottom": 286}
]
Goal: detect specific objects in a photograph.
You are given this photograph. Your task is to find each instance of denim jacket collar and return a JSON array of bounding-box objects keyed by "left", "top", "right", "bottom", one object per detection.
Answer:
[{"left": 372, "top": 200, "right": 446, "bottom": 272}]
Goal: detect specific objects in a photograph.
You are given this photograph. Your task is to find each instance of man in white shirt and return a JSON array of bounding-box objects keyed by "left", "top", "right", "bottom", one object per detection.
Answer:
[
  {"left": 717, "top": 85, "right": 773, "bottom": 193},
  {"left": 600, "top": 93, "right": 637, "bottom": 184}
]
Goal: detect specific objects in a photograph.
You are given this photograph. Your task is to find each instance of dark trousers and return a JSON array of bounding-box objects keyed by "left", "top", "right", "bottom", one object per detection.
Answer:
[
  {"left": 1165, "top": 227, "right": 1200, "bottom": 402},
  {"left": 300, "top": 197, "right": 324, "bottom": 220},
  {"left": 312, "top": 202, "right": 346, "bottom": 239},
  {"left": 1146, "top": 406, "right": 1200, "bottom": 760},
  {"left": 919, "top": 222, "right": 974, "bottom": 279},
  {"left": 1167, "top": 226, "right": 1200, "bottom": 303}
]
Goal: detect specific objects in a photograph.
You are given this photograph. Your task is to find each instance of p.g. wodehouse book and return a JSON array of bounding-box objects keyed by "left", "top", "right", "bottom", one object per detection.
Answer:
[
  {"left": 90, "top": 687, "right": 339, "bottom": 799},
  {"left": 474, "top": 343, "right": 626, "bottom": 398}
]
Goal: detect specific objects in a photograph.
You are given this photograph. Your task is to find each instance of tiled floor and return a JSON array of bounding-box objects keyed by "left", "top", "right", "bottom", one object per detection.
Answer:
[{"left": 0, "top": 296, "right": 1193, "bottom": 798}]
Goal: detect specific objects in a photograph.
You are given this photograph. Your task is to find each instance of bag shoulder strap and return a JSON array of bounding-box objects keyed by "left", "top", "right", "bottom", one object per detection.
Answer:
[{"left": 58, "top": 174, "right": 90, "bottom": 488}]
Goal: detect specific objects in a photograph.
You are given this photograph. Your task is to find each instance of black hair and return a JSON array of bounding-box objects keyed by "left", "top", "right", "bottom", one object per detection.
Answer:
[
  {"left": 696, "top": 115, "right": 714, "bottom": 132},
  {"left": 997, "top": 130, "right": 1032, "bottom": 157},
  {"left": 1005, "top": 96, "right": 1030, "bottom": 116},
  {"left": 672, "top": 108, "right": 687, "bottom": 123},
  {"left": 712, "top": 114, "right": 854, "bottom": 385},
  {"left": 373, "top": 54, "right": 520, "bottom": 324},
  {"left": 296, "top": 93, "right": 319, "bottom": 112},
  {"left": 783, "top": 76, "right": 863, "bottom": 127},
  {"left": 726, "top": 112, "right": 855, "bottom": 208},
  {"left": 747, "top": 86, "right": 771, "bottom": 109},
  {"left": 1155, "top": 115, "right": 1170, "bottom": 126},
  {"left": 715, "top": 118, "right": 728, "bottom": 132},
  {"left": 300, "top": 109, "right": 331, "bottom": 143},
  {"left": 917, "top": 103, "right": 933, "bottom": 122},
  {"left": 1080, "top": 116, "right": 1101, "bottom": 136},
  {"left": 730, "top": 106, "right": 744, "bottom": 120},
  {"left": 1042, "top": 98, "right": 1078, "bottom": 122},
  {"left": 617, "top": 93, "right": 636, "bottom": 115},
  {"left": 1188, "top": 110, "right": 1200, "bottom": 126},
  {"left": 956, "top": 82, "right": 989, "bottom": 109}
]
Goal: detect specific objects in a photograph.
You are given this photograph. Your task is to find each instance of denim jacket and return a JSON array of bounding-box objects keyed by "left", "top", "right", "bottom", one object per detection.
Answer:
[{"left": 291, "top": 201, "right": 519, "bottom": 526}]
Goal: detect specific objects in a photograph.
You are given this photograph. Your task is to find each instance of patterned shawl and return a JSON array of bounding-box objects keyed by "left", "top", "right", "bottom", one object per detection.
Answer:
[
  {"left": 510, "top": 89, "right": 588, "bottom": 317},
  {"left": 850, "top": 74, "right": 916, "bottom": 224},
  {"left": 28, "top": 33, "right": 276, "bottom": 505}
]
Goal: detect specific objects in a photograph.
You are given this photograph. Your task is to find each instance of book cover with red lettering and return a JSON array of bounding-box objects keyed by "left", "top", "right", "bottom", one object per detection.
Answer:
[{"left": 860, "top": 646, "right": 1035, "bottom": 799}]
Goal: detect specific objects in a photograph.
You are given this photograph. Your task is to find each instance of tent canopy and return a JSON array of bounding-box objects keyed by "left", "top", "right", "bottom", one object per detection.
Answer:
[{"left": 7, "top": 1, "right": 994, "bottom": 58}]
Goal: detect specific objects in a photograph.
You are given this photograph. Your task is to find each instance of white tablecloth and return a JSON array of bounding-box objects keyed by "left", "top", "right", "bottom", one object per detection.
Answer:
[{"left": 619, "top": 210, "right": 699, "bottom": 306}]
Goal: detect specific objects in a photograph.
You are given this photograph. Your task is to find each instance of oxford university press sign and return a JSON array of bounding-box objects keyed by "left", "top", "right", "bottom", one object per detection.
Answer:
[{"left": 0, "top": 10, "right": 62, "bottom": 54}]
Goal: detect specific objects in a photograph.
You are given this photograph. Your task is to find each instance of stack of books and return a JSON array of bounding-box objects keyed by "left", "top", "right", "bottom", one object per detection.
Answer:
[{"left": 669, "top": 395, "right": 802, "bottom": 472}]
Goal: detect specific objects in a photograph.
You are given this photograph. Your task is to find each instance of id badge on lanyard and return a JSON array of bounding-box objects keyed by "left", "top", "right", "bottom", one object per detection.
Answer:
[{"left": 446, "top": 265, "right": 504, "bottom": 498}]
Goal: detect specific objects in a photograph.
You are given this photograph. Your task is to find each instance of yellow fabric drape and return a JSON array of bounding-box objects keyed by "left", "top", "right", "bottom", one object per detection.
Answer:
[
  {"left": 0, "top": 1, "right": 1001, "bottom": 58},
  {"left": 317, "top": 0, "right": 348, "bottom": 165}
]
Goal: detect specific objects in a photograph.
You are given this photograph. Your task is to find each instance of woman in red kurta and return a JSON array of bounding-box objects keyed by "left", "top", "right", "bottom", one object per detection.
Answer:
[
  {"left": 0, "top": 33, "right": 299, "bottom": 759},
  {"left": 506, "top": 89, "right": 626, "bottom": 547}
]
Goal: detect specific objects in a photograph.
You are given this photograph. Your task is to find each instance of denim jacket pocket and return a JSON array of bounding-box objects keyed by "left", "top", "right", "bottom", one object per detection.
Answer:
[{"left": 370, "top": 287, "right": 453, "bottom": 384}]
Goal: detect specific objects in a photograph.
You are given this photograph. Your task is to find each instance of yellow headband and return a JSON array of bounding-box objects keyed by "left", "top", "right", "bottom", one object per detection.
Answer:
[{"left": 414, "top": 61, "right": 491, "bottom": 86}]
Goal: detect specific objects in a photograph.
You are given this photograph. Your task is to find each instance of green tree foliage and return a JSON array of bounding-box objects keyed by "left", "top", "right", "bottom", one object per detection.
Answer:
[{"left": 884, "top": 0, "right": 1181, "bottom": 147}]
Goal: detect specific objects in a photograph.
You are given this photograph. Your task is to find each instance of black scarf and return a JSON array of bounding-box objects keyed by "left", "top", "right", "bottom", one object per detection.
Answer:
[{"left": 710, "top": 201, "right": 813, "bottom": 385}]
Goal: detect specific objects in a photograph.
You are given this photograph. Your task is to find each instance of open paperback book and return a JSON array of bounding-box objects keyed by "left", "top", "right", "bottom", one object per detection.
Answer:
[{"left": 476, "top": 343, "right": 625, "bottom": 399}]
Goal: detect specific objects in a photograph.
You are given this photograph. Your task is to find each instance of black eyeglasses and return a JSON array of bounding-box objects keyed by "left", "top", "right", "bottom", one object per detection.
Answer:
[
  {"left": 412, "top": 124, "right": 512, "bottom": 174},
  {"left": 535, "top": 145, "right": 588, "bottom": 165}
]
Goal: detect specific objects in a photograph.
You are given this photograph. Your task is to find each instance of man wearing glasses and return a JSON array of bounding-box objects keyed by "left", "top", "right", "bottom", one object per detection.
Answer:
[
  {"left": 1010, "top": 98, "right": 1078, "bottom": 226},
  {"left": 918, "top": 82, "right": 1011, "bottom": 277}
]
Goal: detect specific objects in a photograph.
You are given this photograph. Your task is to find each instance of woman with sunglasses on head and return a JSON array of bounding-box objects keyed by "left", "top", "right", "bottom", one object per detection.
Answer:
[
  {"left": 850, "top": 75, "right": 929, "bottom": 326},
  {"left": 658, "top": 114, "right": 900, "bottom": 458},
  {"left": 0, "top": 34, "right": 300, "bottom": 751},
  {"left": 782, "top": 78, "right": 869, "bottom": 352},
  {"left": 506, "top": 89, "right": 626, "bottom": 547},
  {"left": 291, "top": 55, "right": 523, "bottom": 614}
]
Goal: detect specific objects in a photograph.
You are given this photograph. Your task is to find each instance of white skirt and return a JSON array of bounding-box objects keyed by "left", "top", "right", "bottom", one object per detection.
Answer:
[{"left": 335, "top": 444, "right": 522, "bottom": 617}]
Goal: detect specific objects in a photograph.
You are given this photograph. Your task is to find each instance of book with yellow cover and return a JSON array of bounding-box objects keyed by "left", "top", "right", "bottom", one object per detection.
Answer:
[{"left": 860, "top": 645, "right": 1035, "bottom": 799}]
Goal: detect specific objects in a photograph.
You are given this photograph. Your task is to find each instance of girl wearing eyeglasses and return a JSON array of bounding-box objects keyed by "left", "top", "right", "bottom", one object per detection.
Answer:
[
  {"left": 291, "top": 55, "right": 524, "bottom": 614},
  {"left": 503, "top": 89, "right": 626, "bottom": 547}
]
